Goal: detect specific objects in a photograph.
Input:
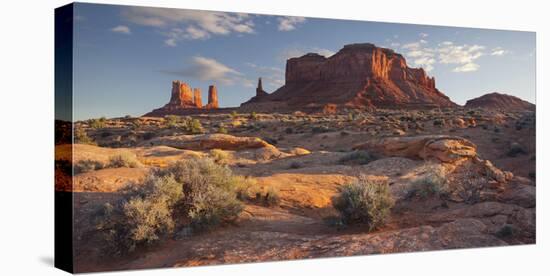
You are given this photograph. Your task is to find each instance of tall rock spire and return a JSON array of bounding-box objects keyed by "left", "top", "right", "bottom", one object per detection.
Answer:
[
  {"left": 206, "top": 85, "right": 219, "bottom": 109},
  {"left": 256, "top": 77, "right": 268, "bottom": 97},
  {"left": 193, "top": 88, "right": 202, "bottom": 108}
]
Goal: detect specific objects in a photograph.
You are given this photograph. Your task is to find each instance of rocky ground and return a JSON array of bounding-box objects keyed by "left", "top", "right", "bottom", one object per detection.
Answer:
[{"left": 55, "top": 107, "right": 535, "bottom": 273}]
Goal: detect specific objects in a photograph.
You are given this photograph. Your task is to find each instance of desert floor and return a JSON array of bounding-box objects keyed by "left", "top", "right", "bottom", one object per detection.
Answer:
[{"left": 55, "top": 108, "right": 535, "bottom": 273}]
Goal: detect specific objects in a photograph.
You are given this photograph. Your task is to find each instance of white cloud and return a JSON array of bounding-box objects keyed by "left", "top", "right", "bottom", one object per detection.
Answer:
[
  {"left": 111, "top": 25, "right": 131, "bottom": 34},
  {"left": 277, "top": 16, "right": 306, "bottom": 31},
  {"left": 419, "top": 32, "right": 429, "bottom": 38},
  {"left": 452, "top": 62, "right": 480, "bottom": 72},
  {"left": 122, "top": 7, "right": 254, "bottom": 45},
  {"left": 245, "top": 63, "right": 285, "bottom": 89},
  {"left": 438, "top": 42, "right": 484, "bottom": 70},
  {"left": 401, "top": 40, "right": 487, "bottom": 73},
  {"left": 490, "top": 47, "right": 508, "bottom": 56},
  {"left": 161, "top": 56, "right": 248, "bottom": 85}
]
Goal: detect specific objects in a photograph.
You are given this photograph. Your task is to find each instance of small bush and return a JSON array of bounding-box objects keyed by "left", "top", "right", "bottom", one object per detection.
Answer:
[
  {"left": 209, "top": 149, "right": 230, "bottom": 164},
  {"left": 95, "top": 158, "right": 244, "bottom": 255},
  {"left": 155, "top": 158, "right": 243, "bottom": 230},
  {"left": 230, "top": 111, "right": 238, "bottom": 118},
  {"left": 289, "top": 161, "right": 304, "bottom": 169},
  {"left": 339, "top": 150, "right": 378, "bottom": 165},
  {"left": 74, "top": 128, "right": 96, "bottom": 145},
  {"left": 108, "top": 152, "right": 141, "bottom": 168},
  {"left": 407, "top": 167, "right": 447, "bottom": 199},
  {"left": 285, "top": 127, "right": 294, "bottom": 134},
  {"left": 89, "top": 117, "right": 107, "bottom": 129},
  {"left": 333, "top": 176, "right": 394, "bottom": 230},
  {"left": 496, "top": 224, "right": 515, "bottom": 238},
  {"left": 74, "top": 159, "right": 104, "bottom": 174},
  {"left": 217, "top": 125, "right": 228, "bottom": 134},
  {"left": 507, "top": 143, "right": 526, "bottom": 157},
  {"left": 250, "top": 112, "right": 258, "bottom": 120},
  {"left": 264, "top": 186, "right": 281, "bottom": 207},
  {"left": 94, "top": 175, "right": 183, "bottom": 255}
]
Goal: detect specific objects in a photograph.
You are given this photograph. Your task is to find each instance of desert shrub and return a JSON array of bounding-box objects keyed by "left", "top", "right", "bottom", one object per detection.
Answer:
[
  {"left": 74, "top": 128, "right": 96, "bottom": 145},
  {"left": 264, "top": 186, "right": 281, "bottom": 206},
  {"left": 433, "top": 119, "right": 444, "bottom": 127},
  {"left": 312, "top": 125, "right": 331, "bottom": 133},
  {"left": 230, "top": 110, "right": 238, "bottom": 118},
  {"left": 155, "top": 158, "right": 243, "bottom": 230},
  {"left": 164, "top": 115, "right": 180, "bottom": 128},
  {"left": 285, "top": 127, "right": 294, "bottom": 134},
  {"left": 235, "top": 176, "right": 260, "bottom": 201},
  {"left": 333, "top": 176, "right": 394, "bottom": 230},
  {"left": 186, "top": 118, "right": 204, "bottom": 134},
  {"left": 165, "top": 116, "right": 204, "bottom": 134},
  {"left": 496, "top": 224, "right": 515, "bottom": 238},
  {"left": 89, "top": 117, "right": 107, "bottom": 129},
  {"left": 250, "top": 111, "right": 258, "bottom": 120},
  {"left": 407, "top": 167, "right": 448, "bottom": 199},
  {"left": 108, "top": 152, "right": 141, "bottom": 168},
  {"left": 94, "top": 175, "right": 183, "bottom": 255},
  {"left": 455, "top": 175, "right": 486, "bottom": 204},
  {"left": 74, "top": 159, "right": 104, "bottom": 174},
  {"left": 95, "top": 158, "right": 243, "bottom": 255},
  {"left": 217, "top": 124, "right": 228, "bottom": 134},
  {"left": 209, "top": 149, "right": 230, "bottom": 164},
  {"left": 507, "top": 143, "right": 526, "bottom": 157},
  {"left": 339, "top": 150, "right": 378, "bottom": 165},
  {"left": 289, "top": 161, "right": 304, "bottom": 169},
  {"left": 348, "top": 112, "right": 354, "bottom": 121}
]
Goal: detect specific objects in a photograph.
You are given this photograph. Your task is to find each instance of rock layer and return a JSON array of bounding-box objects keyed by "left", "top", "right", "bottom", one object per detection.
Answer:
[{"left": 241, "top": 43, "right": 456, "bottom": 112}]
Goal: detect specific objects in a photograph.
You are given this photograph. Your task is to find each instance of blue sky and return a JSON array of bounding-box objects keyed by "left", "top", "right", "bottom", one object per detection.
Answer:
[{"left": 73, "top": 3, "right": 536, "bottom": 120}]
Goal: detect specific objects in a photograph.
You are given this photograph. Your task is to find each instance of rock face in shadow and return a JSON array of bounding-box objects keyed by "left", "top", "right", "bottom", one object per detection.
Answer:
[
  {"left": 241, "top": 43, "right": 457, "bottom": 112},
  {"left": 465, "top": 92, "right": 535, "bottom": 111}
]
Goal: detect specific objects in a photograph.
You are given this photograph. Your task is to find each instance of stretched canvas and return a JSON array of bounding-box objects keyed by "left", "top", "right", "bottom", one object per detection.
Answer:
[{"left": 55, "top": 2, "right": 536, "bottom": 273}]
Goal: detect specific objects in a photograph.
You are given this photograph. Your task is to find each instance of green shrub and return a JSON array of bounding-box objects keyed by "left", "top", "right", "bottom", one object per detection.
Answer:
[
  {"left": 74, "top": 159, "right": 104, "bottom": 174},
  {"left": 264, "top": 186, "right": 281, "bottom": 207},
  {"left": 230, "top": 110, "right": 238, "bottom": 118},
  {"left": 94, "top": 158, "right": 244, "bottom": 255},
  {"left": 250, "top": 111, "right": 258, "bottom": 120},
  {"left": 94, "top": 175, "right": 183, "bottom": 255},
  {"left": 333, "top": 176, "right": 394, "bottom": 230},
  {"left": 108, "top": 152, "right": 141, "bottom": 168},
  {"left": 74, "top": 128, "right": 96, "bottom": 145},
  {"left": 154, "top": 158, "right": 243, "bottom": 230},
  {"left": 407, "top": 168, "right": 448, "bottom": 199},
  {"left": 209, "top": 149, "right": 230, "bottom": 164},
  {"left": 217, "top": 124, "right": 228, "bottom": 134},
  {"left": 164, "top": 115, "right": 180, "bottom": 128},
  {"left": 339, "top": 150, "right": 378, "bottom": 165},
  {"left": 89, "top": 117, "right": 107, "bottom": 129},
  {"left": 164, "top": 116, "right": 204, "bottom": 134}
]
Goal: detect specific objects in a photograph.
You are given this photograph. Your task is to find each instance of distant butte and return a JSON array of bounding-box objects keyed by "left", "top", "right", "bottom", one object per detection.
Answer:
[
  {"left": 465, "top": 92, "right": 535, "bottom": 111},
  {"left": 240, "top": 43, "right": 457, "bottom": 113},
  {"left": 144, "top": 81, "right": 222, "bottom": 116}
]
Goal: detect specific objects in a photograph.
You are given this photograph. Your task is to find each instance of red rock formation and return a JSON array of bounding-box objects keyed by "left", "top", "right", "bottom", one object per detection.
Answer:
[
  {"left": 145, "top": 81, "right": 221, "bottom": 116},
  {"left": 193, "top": 88, "right": 202, "bottom": 108},
  {"left": 241, "top": 43, "right": 456, "bottom": 112},
  {"left": 465, "top": 92, "right": 535, "bottom": 111},
  {"left": 206, "top": 85, "right": 219, "bottom": 109},
  {"left": 168, "top": 80, "right": 194, "bottom": 107}
]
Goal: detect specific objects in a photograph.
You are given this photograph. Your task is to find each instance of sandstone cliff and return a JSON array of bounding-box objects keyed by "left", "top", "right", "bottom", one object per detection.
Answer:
[
  {"left": 465, "top": 92, "right": 535, "bottom": 111},
  {"left": 241, "top": 43, "right": 456, "bottom": 112}
]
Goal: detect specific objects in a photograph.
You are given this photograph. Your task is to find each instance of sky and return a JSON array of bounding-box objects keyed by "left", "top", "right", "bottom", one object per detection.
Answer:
[{"left": 72, "top": 3, "right": 536, "bottom": 120}]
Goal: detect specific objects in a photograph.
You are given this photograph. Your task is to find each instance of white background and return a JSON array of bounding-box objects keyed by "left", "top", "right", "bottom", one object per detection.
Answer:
[{"left": 0, "top": 0, "right": 548, "bottom": 275}]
